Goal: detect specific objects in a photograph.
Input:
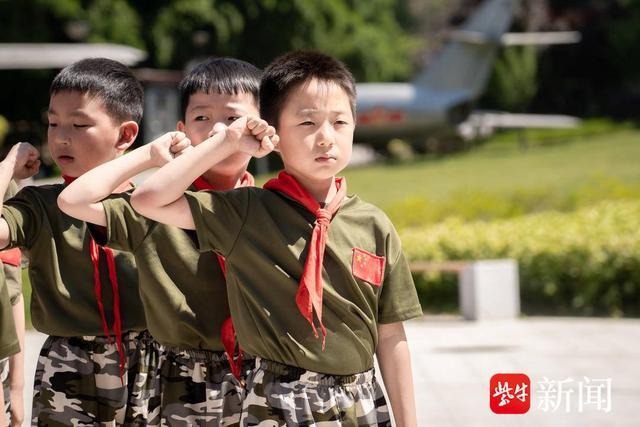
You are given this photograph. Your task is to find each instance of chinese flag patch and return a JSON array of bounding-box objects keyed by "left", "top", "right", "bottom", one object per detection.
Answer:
[{"left": 352, "top": 248, "right": 385, "bottom": 287}]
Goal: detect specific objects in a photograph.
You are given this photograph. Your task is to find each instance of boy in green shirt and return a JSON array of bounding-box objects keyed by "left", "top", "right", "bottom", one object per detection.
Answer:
[
  {"left": 0, "top": 58, "right": 149, "bottom": 425},
  {"left": 0, "top": 180, "right": 25, "bottom": 427},
  {"left": 0, "top": 261, "right": 19, "bottom": 427},
  {"left": 58, "top": 58, "right": 275, "bottom": 425},
  {"left": 131, "top": 51, "right": 421, "bottom": 426}
]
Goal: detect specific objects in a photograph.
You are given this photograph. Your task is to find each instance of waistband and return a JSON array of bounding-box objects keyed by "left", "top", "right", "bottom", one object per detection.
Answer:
[
  {"left": 164, "top": 346, "right": 255, "bottom": 363},
  {"left": 77, "top": 330, "right": 145, "bottom": 343},
  {"left": 254, "top": 357, "right": 375, "bottom": 387}
]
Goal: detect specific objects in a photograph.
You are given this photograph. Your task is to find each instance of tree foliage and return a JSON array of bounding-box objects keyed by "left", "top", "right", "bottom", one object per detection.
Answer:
[{"left": 0, "top": 0, "right": 420, "bottom": 82}]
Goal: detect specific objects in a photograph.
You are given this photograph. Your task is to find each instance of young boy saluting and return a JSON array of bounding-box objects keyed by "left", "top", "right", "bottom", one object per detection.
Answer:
[
  {"left": 58, "top": 58, "right": 275, "bottom": 425},
  {"left": 0, "top": 58, "right": 148, "bottom": 425},
  {"left": 131, "top": 51, "right": 422, "bottom": 426}
]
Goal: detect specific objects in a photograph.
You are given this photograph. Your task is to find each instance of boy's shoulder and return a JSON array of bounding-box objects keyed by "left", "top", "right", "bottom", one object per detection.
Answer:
[
  {"left": 9, "top": 182, "right": 65, "bottom": 203},
  {"left": 342, "top": 195, "right": 393, "bottom": 224}
]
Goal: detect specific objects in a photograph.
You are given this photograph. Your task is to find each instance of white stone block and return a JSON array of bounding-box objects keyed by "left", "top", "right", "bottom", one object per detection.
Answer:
[{"left": 459, "top": 259, "right": 520, "bottom": 320}]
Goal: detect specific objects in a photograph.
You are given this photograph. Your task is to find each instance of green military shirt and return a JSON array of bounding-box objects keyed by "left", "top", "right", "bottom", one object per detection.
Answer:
[
  {"left": 96, "top": 191, "right": 229, "bottom": 351},
  {"left": 185, "top": 188, "right": 423, "bottom": 375},
  {"left": 3, "top": 181, "right": 22, "bottom": 304},
  {"left": 0, "top": 264, "right": 19, "bottom": 359},
  {"left": 2, "top": 185, "right": 145, "bottom": 337}
]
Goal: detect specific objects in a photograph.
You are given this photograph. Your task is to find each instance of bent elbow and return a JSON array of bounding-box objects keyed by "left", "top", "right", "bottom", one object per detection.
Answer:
[
  {"left": 57, "top": 193, "right": 74, "bottom": 216},
  {"left": 130, "top": 187, "right": 156, "bottom": 216}
]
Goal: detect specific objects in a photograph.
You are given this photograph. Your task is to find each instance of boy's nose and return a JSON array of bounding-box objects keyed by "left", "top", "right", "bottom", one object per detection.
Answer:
[
  {"left": 316, "top": 125, "right": 335, "bottom": 148},
  {"left": 55, "top": 130, "right": 71, "bottom": 145}
]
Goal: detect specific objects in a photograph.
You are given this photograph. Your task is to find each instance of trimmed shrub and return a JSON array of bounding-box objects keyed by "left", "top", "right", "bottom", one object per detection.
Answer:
[{"left": 401, "top": 201, "right": 640, "bottom": 316}]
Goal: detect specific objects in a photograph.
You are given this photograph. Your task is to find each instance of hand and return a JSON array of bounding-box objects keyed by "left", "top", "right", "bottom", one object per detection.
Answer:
[
  {"left": 149, "top": 131, "right": 192, "bottom": 167},
  {"left": 6, "top": 142, "right": 40, "bottom": 180},
  {"left": 9, "top": 385, "right": 24, "bottom": 427},
  {"left": 226, "top": 116, "right": 277, "bottom": 158}
]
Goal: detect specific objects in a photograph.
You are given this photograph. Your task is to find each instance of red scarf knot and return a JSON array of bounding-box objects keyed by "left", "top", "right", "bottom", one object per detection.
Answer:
[{"left": 263, "top": 171, "right": 347, "bottom": 350}]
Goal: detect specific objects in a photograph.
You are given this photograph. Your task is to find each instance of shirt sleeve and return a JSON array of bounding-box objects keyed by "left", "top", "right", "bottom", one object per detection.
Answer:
[
  {"left": 93, "top": 193, "right": 152, "bottom": 252},
  {"left": 2, "top": 187, "right": 43, "bottom": 250},
  {"left": 0, "top": 276, "right": 19, "bottom": 359},
  {"left": 3, "top": 262, "right": 22, "bottom": 305},
  {"left": 377, "top": 228, "right": 423, "bottom": 324},
  {"left": 183, "top": 189, "right": 250, "bottom": 257}
]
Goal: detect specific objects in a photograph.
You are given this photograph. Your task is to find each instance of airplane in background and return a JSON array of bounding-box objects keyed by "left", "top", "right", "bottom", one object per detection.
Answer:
[{"left": 354, "top": 0, "right": 581, "bottom": 148}]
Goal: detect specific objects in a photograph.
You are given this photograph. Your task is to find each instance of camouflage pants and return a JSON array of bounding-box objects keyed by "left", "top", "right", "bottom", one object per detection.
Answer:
[
  {"left": 241, "top": 358, "right": 391, "bottom": 427},
  {"left": 1, "top": 358, "right": 9, "bottom": 423},
  {"left": 31, "top": 330, "right": 156, "bottom": 427},
  {"left": 158, "top": 347, "right": 254, "bottom": 427}
]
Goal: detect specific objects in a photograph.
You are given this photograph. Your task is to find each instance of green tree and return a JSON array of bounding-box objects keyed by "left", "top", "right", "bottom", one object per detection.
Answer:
[{"left": 486, "top": 46, "right": 539, "bottom": 112}]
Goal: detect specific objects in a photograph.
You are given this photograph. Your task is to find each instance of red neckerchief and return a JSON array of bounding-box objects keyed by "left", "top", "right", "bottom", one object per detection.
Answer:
[
  {"left": 0, "top": 248, "right": 21, "bottom": 267},
  {"left": 63, "top": 175, "right": 127, "bottom": 381},
  {"left": 263, "top": 171, "right": 347, "bottom": 350},
  {"left": 192, "top": 171, "right": 254, "bottom": 379}
]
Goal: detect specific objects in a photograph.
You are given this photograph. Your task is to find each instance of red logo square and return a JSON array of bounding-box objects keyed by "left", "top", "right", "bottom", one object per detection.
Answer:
[
  {"left": 351, "top": 248, "right": 385, "bottom": 286},
  {"left": 490, "top": 373, "right": 531, "bottom": 414}
]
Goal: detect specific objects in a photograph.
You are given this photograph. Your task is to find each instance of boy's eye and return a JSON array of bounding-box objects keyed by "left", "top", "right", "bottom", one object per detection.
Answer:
[
  {"left": 227, "top": 116, "right": 240, "bottom": 123},
  {"left": 300, "top": 120, "right": 315, "bottom": 126},
  {"left": 335, "top": 120, "right": 349, "bottom": 126},
  {"left": 73, "top": 124, "right": 89, "bottom": 128},
  {"left": 48, "top": 122, "right": 57, "bottom": 128},
  {"left": 195, "top": 116, "right": 209, "bottom": 122}
]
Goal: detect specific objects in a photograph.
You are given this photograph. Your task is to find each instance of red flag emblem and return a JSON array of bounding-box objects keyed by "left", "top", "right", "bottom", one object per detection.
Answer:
[{"left": 351, "top": 248, "right": 385, "bottom": 287}]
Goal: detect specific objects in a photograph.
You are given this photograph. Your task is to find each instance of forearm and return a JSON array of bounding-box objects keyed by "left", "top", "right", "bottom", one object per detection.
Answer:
[
  {"left": 59, "top": 145, "right": 153, "bottom": 212},
  {"left": 0, "top": 161, "right": 16, "bottom": 249},
  {"left": 8, "top": 296, "right": 24, "bottom": 390},
  {"left": 133, "top": 131, "right": 231, "bottom": 209},
  {"left": 0, "top": 161, "right": 15, "bottom": 214},
  {"left": 376, "top": 322, "right": 417, "bottom": 427}
]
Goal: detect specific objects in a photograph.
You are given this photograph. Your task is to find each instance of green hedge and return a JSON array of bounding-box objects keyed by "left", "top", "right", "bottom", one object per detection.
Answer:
[
  {"left": 386, "top": 176, "right": 640, "bottom": 228},
  {"left": 400, "top": 201, "right": 640, "bottom": 316}
]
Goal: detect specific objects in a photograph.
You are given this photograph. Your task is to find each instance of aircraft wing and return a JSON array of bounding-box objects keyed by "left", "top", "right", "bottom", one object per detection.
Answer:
[
  {"left": 458, "top": 111, "right": 581, "bottom": 139},
  {"left": 0, "top": 43, "right": 147, "bottom": 69}
]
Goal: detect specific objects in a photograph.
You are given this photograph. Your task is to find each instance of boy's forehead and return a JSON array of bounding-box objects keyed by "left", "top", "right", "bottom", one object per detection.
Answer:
[
  {"left": 285, "top": 79, "right": 352, "bottom": 113},
  {"left": 49, "top": 90, "right": 107, "bottom": 114},
  {"left": 187, "top": 91, "right": 257, "bottom": 111}
]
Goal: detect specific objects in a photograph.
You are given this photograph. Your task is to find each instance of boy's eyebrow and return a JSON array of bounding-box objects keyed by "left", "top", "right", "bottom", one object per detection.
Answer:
[
  {"left": 298, "top": 108, "right": 350, "bottom": 116},
  {"left": 188, "top": 104, "right": 251, "bottom": 113}
]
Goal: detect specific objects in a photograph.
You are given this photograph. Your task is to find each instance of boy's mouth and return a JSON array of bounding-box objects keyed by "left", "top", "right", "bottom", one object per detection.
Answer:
[
  {"left": 57, "top": 155, "right": 74, "bottom": 164},
  {"left": 315, "top": 154, "right": 336, "bottom": 162}
]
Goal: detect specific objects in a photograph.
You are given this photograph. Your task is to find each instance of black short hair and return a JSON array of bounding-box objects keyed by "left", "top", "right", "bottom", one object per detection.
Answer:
[
  {"left": 260, "top": 51, "right": 356, "bottom": 128},
  {"left": 179, "top": 57, "right": 261, "bottom": 120},
  {"left": 50, "top": 58, "right": 143, "bottom": 123}
]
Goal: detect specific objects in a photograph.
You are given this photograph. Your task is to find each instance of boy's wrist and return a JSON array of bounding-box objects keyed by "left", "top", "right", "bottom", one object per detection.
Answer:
[{"left": 0, "top": 157, "right": 16, "bottom": 176}]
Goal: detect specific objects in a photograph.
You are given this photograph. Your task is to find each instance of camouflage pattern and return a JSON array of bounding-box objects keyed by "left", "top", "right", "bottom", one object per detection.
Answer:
[
  {"left": 158, "top": 348, "right": 254, "bottom": 426},
  {"left": 1, "top": 357, "right": 9, "bottom": 423},
  {"left": 124, "top": 330, "right": 164, "bottom": 426},
  {"left": 31, "top": 331, "right": 157, "bottom": 426},
  {"left": 240, "top": 357, "right": 391, "bottom": 427}
]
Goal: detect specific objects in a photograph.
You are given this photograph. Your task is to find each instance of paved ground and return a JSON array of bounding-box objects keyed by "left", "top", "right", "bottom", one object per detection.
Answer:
[{"left": 21, "top": 316, "right": 639, "bottom": 426}]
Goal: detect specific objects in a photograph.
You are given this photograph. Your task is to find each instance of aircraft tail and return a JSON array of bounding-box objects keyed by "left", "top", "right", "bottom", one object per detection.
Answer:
[{"left": 414, "top": 0, "right": 515, "bottom": 99}]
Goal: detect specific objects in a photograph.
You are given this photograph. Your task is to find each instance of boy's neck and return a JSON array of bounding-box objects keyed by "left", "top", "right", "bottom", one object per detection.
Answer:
[
  {"left": 201, "top": 168, "right": 247, "bottom": 191},
  {"left": 290, "top": 172, "right": 338, "bottom": 204}
]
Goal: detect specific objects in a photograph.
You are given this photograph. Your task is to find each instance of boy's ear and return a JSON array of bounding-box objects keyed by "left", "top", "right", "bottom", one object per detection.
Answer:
[
  {"left": 116, "top": 121, "right": 139, "bottom": 152},
  {"left": 177, "top": 121, "right": 186, "bottom": 132}
]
